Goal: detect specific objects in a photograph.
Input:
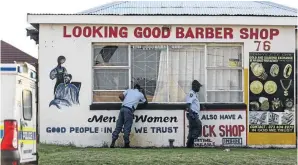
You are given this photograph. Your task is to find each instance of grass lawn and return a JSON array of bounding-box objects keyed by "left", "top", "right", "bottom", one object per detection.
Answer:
[{"left": 38, "top": 144, "right": 297, "bottom": 165}]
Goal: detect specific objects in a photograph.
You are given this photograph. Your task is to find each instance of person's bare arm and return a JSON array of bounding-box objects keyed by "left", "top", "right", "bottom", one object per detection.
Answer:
[
  {"left": 185, "top": 103, "right": 191, "bottom": 112},
  {"left": 119, "top": 90, "right": 128, "bottom": 101},
  {"left": 119, "top": 93, "right": 125, "bottom": 101}
]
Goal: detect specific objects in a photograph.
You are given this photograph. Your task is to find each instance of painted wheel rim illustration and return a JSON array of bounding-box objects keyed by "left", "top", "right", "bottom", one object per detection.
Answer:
[
  {"left": 251, "top": 63, "right": 264, "bottom": 77},
  {"left": 264, "top": 81, "right": 277, "bottom": 94},
  {"left": 260, "top": 100, "right": 269, "bottom": 111},
  {"left": 283, "top": 64, "right": 292, "bottom": 78},
  {"left": 250, "top": 80, "right": 263, "bottom": 95},
  {"left": 270, "top": 64, "right": 279, "bottom": 77}
]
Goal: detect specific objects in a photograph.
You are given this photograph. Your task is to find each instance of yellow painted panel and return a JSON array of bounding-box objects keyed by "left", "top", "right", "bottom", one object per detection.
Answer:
[
  {"left": 19, "top": 140, "right": 36, "bottom": 144},
  {"left": 244, "top": 68, "right": 248, "bottom": 105},
  {"left": 248, "top": 133, "right": 296, "bottom": 145},
  {"left": 0, "top": 139, "right": 35, "bottom": 144},
  {"left": 0, "top": 125, "right": 36, "bottom": 132}
]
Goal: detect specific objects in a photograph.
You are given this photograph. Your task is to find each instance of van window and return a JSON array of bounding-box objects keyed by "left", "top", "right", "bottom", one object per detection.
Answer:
[{"left": 22, "top": 90, "right": 32, "bottom": 120}]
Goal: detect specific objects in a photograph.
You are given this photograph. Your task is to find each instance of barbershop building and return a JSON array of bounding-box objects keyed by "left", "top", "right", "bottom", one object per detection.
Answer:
[{"left": 27, "top": 1, "right": 297, "bottom": 148}]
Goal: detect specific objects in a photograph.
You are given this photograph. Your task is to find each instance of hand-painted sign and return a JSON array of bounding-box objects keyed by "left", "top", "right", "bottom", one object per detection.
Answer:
[
  {"left": 184, "top": 110, "right": 247, "bottom": 147},
  {"left": 63, "top": 26, "right": 279, "bottom": 40}
]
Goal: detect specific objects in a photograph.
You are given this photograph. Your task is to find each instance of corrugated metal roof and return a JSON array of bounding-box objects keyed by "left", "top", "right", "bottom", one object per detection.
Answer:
[
  {"left": 78, "top": 1, "right": 297, "bottom": 17},
  {"left": 27, "top": 1, "right": 297, "bottom": 17}
]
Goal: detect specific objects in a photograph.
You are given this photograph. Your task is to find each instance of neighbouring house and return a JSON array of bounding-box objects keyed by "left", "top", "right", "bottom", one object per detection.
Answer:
[{"left": 1, "top": 40, "right": 37, "bottom": 65}]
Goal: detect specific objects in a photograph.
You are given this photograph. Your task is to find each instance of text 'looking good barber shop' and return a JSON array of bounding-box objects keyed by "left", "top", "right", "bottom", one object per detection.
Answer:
[{"left": 26, "top": 1, "right": 297, "bottom": 148}]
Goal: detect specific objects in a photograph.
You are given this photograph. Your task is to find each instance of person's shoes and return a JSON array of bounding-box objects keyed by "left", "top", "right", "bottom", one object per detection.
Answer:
[
  {"left": 110, "top": 140, "right": 116, "bottom": 148},
  {"left": 124, "top": 143, "right": 130, "bottom": 148},
  {"left": 186, "top": 138, "right": 194, "bottom": 148}
]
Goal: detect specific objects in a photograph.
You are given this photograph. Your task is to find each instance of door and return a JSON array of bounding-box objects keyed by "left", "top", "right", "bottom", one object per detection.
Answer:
[{"left": 20, "top": 88, "right": 36, "bottom": 162}]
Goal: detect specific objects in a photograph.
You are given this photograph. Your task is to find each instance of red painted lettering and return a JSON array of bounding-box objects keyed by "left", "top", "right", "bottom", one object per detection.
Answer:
[
  {"left": 185, "top": 28, "right": 194, "bottom": 39},
  {"left": 63, "top": 26, "right": 71, "bottom": 37},
  {"left": 209, "top": 125, "right": 216, "bottom": 137},
  {"left": 206, "top": 28, "right": 214, "bottom": 38},
  {"left": 162, "top": 27, "right": 171, "bottom": 38},
  {"left": 134, "top": 27, "right": 142, "bottom": 38},
  {"left": 240, "top": 28, "right": 249, "bottom": 39},
  {"left": 239, "top": 125, "right": 245, "bottom": 134},
  {"left": 224, "top": 28, "right": 233, "bottom": 39},
  {"left": 104, "top": 26, "right": 108, "bottom": 38},
  {"left": 215, "top": 27, "right": 222, "bottom": 39},
  {"left": 72, "top": 26, "right": 82, "bottom": 37},
  {"left": 63, "top": 26, "right": 128, "bottom": 38},
  {"left": 176, "top": 27, "right": 184, "bottom": 38},
  {"left": 260, "top": 29, "right": 269, "bottom": 39},
  {"left": 250, "top": 28, "right": 259, "bottom": 39},
  {"left": 143, "top": 27, "right": 151, "bottom": 38},
  {"left": 152, "top": 27, "right": 161, "bottom": 38},
  {"left": 203, "top": 125, "right": 209, "bottom": 137},
  {"left": 202, "top": 125, "right": 216, "bottom": 137},
  {"left": 241, "top": 28, "right": 279, "bottom": 40},
  {"left": 92, "top": 26, "right": 102, "bottom": 37},
  {"left": 195, "top": 28, "right": 204, "bottom": 38},
  {"left": 108, "top": 27, "right": 117, "bottom": 38},
  {"left": 219, "top": 125, "right": 245, "bottom": 137},
  {"left": 83, "top": 26, "right": 92, "bottom": 37},
  {"left": 119, "top": 27, "right": 128, "bottom": 38},
  {"left": 270, "top": 29, "right": 279, "bottom": 40}
]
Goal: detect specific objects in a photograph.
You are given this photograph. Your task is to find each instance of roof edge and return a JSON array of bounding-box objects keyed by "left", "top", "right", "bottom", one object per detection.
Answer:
[
  {"left": 27, "top": 15, "right": 298, "bottom": 26},
  {"left": 26, "top": 13, "right": 297, "bottom": 17},
  {"left": 255, "top": 1, "right": 297, "bottom": 13},
  {"left": 76, "top": 1, "right": 127, "bottom": 14}
]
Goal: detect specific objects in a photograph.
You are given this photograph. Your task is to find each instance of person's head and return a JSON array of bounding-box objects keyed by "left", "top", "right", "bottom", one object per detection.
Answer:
[
  {"left": 192, "top": 80, "right": 202, "bottom": 92},
  {"left": 64, "top": 74, "right": 72, "bottom": 84},
  {"left": 134, "top": 84, "right": 141, "bottom": 91},
  {"left": 57, "top": 56, "right": 66, "bottom": 65}
]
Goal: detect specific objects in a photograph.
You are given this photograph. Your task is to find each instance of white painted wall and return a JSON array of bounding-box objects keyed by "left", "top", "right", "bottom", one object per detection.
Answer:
[{"left": 38, "top": 23, "right": 296, "bottom": 147}]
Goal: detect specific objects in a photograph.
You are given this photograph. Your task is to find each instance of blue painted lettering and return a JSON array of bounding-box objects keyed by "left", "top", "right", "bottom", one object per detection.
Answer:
[
  {"left": 134, "top": 127, "right": 148, "bottom": 133},
  {"left": 150, "top": 127, "right": 178, "bottom": 133},
  {"left": 46, "top": 127, "right": 66, "bottom": 133},
  {"left": 104, "top": 127, "right": 112, "bottom": 133},
  {"left": 69, "top": 127, "right": 99, "bottom": 133}
]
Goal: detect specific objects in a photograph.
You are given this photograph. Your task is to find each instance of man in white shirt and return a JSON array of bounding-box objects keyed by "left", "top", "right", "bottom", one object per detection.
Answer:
[
  {"left": 110, "top": 84, "right": 148, "bottom": 148},
  {"left": 185, "top": 80, "right": 203, "bottom": 148}
]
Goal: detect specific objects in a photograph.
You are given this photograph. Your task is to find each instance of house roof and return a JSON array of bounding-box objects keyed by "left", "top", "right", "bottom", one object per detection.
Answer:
[
  {"left": 1, "top": 40, "right": 38, "bottom": 64},
  {"left": 28, "top": 1, "right": 297, "bottom": 17}
]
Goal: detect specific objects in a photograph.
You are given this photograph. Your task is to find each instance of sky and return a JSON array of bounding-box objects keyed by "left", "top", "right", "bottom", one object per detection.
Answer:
[{"left": 0, "top": 0, "right": 297, "bottom": 58}]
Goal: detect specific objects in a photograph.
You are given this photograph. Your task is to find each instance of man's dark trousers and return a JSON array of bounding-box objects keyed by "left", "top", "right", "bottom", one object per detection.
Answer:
[
  {"left": 112, "top": 106, "right": 134, "bottom": 145},
  {"left": 186, "top": 111, "right": 202, "bottom": 148}
]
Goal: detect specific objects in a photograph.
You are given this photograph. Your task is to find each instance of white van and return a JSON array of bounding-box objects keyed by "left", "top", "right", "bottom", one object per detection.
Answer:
[{"left": 1, "top": 62, "right": 38, "bottom": 165}]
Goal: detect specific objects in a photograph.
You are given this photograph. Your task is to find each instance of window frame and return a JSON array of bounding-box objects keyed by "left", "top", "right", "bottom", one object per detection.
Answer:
[
  {"left": 92, "top": 43, "right": 244, "bottom": 104},
  {"left": 205, "top": 44, "right": 244, "bottom": 103},
  {"left": 22, "top": 89, "right": 33, "bottom": 121},
  {"left": 92, "top": 44, "right": 131, "bottom": 103}
]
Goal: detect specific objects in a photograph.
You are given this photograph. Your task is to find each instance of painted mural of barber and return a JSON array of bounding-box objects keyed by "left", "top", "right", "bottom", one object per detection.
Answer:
[
  {"left": 49, "top": 56, "right": 82, "bottom": 109},
  {"left": 50, "top": 56, "right": 68, "bottom": 94},
  {"left": 110, "top": 84, "right": 148, "bottom": 148},
  {"left": 185, "top": 80, "right": 203, "bottom": 148}
]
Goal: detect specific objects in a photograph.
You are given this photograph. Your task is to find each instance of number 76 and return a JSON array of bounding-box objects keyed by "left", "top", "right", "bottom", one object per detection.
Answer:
[{"left": 254, "top": 41, "right": 271, "bottom": 51}]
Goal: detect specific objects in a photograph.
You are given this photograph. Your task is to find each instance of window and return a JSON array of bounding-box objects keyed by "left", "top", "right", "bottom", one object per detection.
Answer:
[
  {"left": 22, "top": 90, "right": 32, "bottom": 120},
  {"left": 92, "top": 44, "right": 243, "bottom": 103},
  {"left": 131, "top": 45, "right": 166, "bottom": 102},
  {"left": 206, "top": 46, "right": 243, "bottom": 103},
  {"left": 93, "top": 45, "right": 129, "bottom": 102}
]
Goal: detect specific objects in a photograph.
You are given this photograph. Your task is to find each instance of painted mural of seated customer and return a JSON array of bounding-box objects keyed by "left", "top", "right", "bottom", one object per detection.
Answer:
[{"left": 49, "top": 74, "right": 81, "bottom": 109}]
